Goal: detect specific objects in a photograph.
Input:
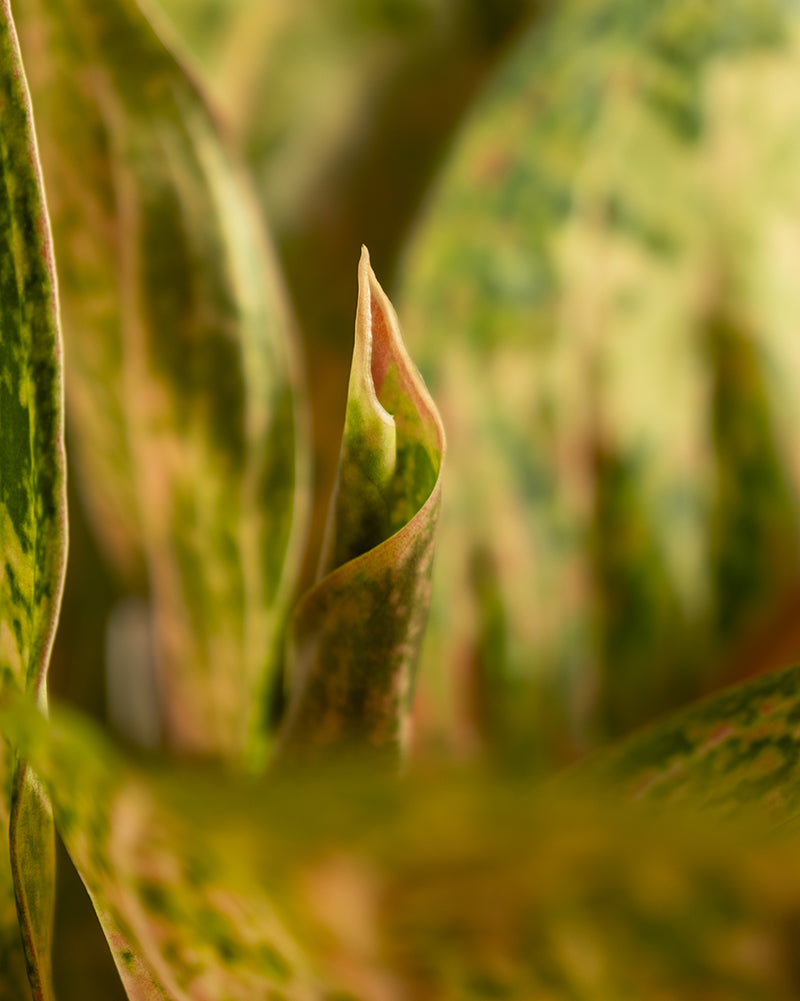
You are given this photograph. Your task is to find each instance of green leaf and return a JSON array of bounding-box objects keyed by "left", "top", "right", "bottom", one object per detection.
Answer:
[
  {"left": 573, "top": 660, "right": 800, "bottom": 823},
  {"left": 397, "top": 0, "right": 800, "bottom": 761},
  {"left": 17, "top": 0, "right": 310, "bottom": 762},
  {"left": 6, "top": 695, "right": 800, "bottom": 999},
  {"left": 276, "top": 248, "right": 445, "bottom": 765},
  {"left": 0, "top": 2, "right": 67, "bottom": 997},
  {"left": 0, "top": 699, "right": 323, "bottom": 1001}
]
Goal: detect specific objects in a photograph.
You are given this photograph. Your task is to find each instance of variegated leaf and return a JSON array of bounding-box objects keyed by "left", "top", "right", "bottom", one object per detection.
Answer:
[
  {"left": 6, "top": 693, "right": 800, "bottom": 999},
  {"left": 0, "top": 699, "right": 325, "bottom": 1001},
  {"left": 16, "top": 0, "right": 310, "bottom": 762},
  {"left": 574, "top": 659, "right": 800, "bottom": 823},
  {"left": 277, "top": 247, "right": 445, "bottom": 764},
  {"left": 398, "top": 0, "right": 800, "bottom": 763},
  {"left": 0, "top": 2, "right": 67, "bottom": 997}
]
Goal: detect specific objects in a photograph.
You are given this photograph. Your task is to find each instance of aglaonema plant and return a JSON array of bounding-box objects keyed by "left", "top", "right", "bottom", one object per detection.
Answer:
[{"left": 6, "top": 0, "right": 800, "bottom": 998}]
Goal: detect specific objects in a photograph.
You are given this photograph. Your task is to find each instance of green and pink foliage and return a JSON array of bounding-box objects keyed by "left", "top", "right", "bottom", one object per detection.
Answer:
[
  {"left": 6, "top": 0, "right": 800, "bottom": 998},
  {"left": 399, "top": 0, "right": 800, "bottom": 759},
  {"left": 16, "top": 0, "right": 309, "bottom": 764},
  {"left": 278, "top": 248, "right": 444, "bottom": 764}
]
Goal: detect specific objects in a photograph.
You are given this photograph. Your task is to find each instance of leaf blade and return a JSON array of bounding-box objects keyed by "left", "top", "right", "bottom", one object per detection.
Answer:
[
  {"left": 17, "top": 0, "right": 310, "bottom": 762},
  {"left": 575, "top": 660, "right": 800, "bottom": 823},
  {"left": 277, "top": 247, "right": 445, "bottom": 764},
  {"left": 6, "top": 697, "right": 800, "bottom": 1000},
  {"left": 0, "top": 2, "right": 67, "bottom": 997}
]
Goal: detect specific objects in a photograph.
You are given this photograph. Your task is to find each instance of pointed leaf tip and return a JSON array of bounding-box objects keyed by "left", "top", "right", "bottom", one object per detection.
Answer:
[{"left": 277, "top": 248, "right": 445, "bottom": 765}]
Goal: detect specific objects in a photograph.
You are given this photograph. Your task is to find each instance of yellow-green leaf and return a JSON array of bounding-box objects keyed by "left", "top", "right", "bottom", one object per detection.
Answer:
[
  {"left": 0, "top": 2, "right": 67, "bottom": 997},
  {"left": 574, "top": 660, "right": 800, "bottom": 823},
  {"left": 17, "top": 0, "right": 310, "bottom": 762},
  {"left": 0, "top": 699, "right": 327, "bottom": 1001},
  {"left": 398, "top": 0, "right": 800, "bottom": 762},
  {"left": 5, "top": 695, "right": 800, "bottom": 999},
  {"left": 277, "top": 247, "right": 445, "bottom": 765}
]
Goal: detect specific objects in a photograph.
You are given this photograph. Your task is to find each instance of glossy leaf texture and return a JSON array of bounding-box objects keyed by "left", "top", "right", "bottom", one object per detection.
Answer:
[
  {"left": 277, "top": 248, "right": 445, "bottom": 765},
  {"left": 16, "top": 0, "right": 309, "bottom": 761},
  {"left": 6, "top": 685, "right": 800, "bottom": 999},
  {"left": 398, "top": 0, "right": 800, "bottom": 763},
  {"left": 0, "top": 2, "right": 67, "bottom": 997}
]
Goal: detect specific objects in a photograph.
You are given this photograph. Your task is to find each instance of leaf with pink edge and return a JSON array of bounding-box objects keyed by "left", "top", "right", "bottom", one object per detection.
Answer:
[{"left": 277, "top": 247, "right": 445, "bottom": 765}]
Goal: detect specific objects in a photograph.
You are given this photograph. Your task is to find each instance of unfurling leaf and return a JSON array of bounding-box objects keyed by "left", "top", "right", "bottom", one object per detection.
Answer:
[
  {"left": 277, "top": 247, "right": 445, "bottom": 765},
  {"left": 0, "top": 3, "right": 67, "bottom": 997},
  {"left": 16, "top": 0, "right": 310, "bottom": 762}
]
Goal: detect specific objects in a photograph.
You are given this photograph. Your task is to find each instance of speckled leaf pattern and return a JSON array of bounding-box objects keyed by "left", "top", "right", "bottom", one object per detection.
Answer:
[
  {"left": 16, "top": 0, "right": 309, "bottom": 761},
  {"left": 576, "top": 659, "right": 800, "bottom": 822},
  {"left": 6, "top": 690, "right": 800, "bottom": 999},
  {"left": 398, "top": 0, "right": 800, "bottom": 760},
  {"left": 277, "top": 248, "right": 444, "bottom": 764},
  {"left": 0, "top": 3, "right": 67, "bottom": 998},
  {"left": 0, "top": 701, "right": 325, "bottom": 1001}
]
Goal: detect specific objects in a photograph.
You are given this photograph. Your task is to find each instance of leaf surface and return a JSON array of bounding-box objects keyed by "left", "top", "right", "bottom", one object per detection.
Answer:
[
  {"left": 16, "top": 0, "right": 309, "bottom": 761},
  {"left": 397, "top": 0, "right": 800, "bottom": 761},
  {"left": 0, "top": 699, "right": 325, "bottom": 1001},
  {"left": 5, "top": 693, "right": 800, "bottom": 999},
  {"left": 574, "top": 659, "right": 800, "bottom": 822},
  {"left": 277, "top": 248, "right": 445, "bottom": 764},
  {"left": 0, "top": 3, "right": 67, "bottom": 997}
]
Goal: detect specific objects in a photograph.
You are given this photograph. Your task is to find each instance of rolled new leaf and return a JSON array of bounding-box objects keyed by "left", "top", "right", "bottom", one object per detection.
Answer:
[
  {"left": 0, "top": 3, "right": 67, "bottom": 997},
  {"left": 277, "top": 247, "right": 445, "bottom": 764},
  {"left": 16, "top": 0, "right": 309, "bottom": 761}
]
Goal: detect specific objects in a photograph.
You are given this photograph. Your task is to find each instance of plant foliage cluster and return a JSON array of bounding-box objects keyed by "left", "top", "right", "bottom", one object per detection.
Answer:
[{"left": 5, "top": 0, "right": 800, "bottom": 998}]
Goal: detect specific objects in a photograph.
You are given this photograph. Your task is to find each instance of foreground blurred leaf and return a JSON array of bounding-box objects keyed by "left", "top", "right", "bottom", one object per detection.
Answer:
[
  {"left": 0, "top": 3, "right": 67, "bottom": 997},
  {"left": 0, "top": 701, "right": 323, "bottom": 1001},
  {"left": 6, "top": 680, "right": 800, "bottom": 998},
  {"left": 278, "top": 248, "right": 445, "bottom": 764},
  {"left": 399, "top": 0, "right": 800, "bottom": 761},
  {"left": 17, "top": 0, "right": 309, "bottom": 760}
]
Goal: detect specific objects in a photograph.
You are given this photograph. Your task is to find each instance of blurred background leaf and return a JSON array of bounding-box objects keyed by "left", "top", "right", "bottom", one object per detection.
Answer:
[
  {"left": 17, "top": 0, "right": 310, "bottom": 763},
  {"left": 397, "top": 0, "right": 800, "bottom": 765}
]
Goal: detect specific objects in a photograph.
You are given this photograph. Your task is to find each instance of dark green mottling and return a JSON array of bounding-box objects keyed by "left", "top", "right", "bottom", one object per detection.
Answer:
[
  {"left": 277, "top": 258, "right": 444, "bottom": 764},
  {"left": 706, "top": 306, "right": 800, "bottom": 641},
  {"left": 580, "top": 661, "right": 800, "bottom": 821},
  {"left": 0, "top": 4, "right": 66, "bottom": 1000},
  {"left": 399, "top": 0, "right": 800, "bottom": 761},
  {"left": 17, "top": 0, "right": 307, "bottom": 760},
  {"left": 134, "top": 119, "right": 246, "bottom": 466},
  {"left": 590, "top": 445, "right": 695, "bottom": 738}
]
